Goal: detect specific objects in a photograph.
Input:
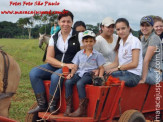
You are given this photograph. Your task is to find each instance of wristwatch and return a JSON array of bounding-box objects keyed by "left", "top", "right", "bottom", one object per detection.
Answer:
[{"left": 118, "top": 65, "right": 121, "bottom": 71}]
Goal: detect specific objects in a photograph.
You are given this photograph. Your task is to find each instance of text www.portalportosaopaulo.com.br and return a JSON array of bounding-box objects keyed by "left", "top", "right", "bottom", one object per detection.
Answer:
[{"left": 1, "top": 10, "right": 68, "bottom": 16}]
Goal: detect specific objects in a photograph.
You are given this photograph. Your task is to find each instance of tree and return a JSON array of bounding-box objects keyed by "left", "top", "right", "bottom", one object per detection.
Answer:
[
  {"left": 31, "top": 25, "right": 41, "bottom": 38},
  {"left": 16, "top": 17, "right": 33, "bottom": 39},
  {"left": 0, "top": 21, "right": 22, "bottom": 38},
  {"left": 41, "top": 15, "right": 49, "bottom": 34},
  {"left": 86, "top": 24, "right": 99, "bottom": 34}
]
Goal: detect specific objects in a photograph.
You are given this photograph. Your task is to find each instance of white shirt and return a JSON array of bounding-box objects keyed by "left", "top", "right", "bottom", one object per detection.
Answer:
[
  {"left": 118, "top": 33, "right": 143, "bottom": 76},
  {"left": 94, "top": 34, "right": 118, "bottom": 66},
  {"left": 49, "top": 29, "right": 83, "bottom": 53}
]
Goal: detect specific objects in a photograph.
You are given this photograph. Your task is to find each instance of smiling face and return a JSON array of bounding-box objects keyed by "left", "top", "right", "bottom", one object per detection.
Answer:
[
  {"left": 115, "top": 22, "right": 130, "bottom": 41},
  {"left": 140, "top": 22, "right": 153, "bottom": 37},
  {"left": 58, "top": 16, "right": 73, "bottom": 34},
  {"left": 82, "top": 37, "right": 95, "bottom": 50},
  {"left": 154, "top": 21, "right": 163, "bottom": 36}
]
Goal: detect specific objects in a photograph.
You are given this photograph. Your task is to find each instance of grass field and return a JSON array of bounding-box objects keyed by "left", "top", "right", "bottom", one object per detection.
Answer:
[{"left": 0, "top": 38, "right": 46, "bottom": 122}]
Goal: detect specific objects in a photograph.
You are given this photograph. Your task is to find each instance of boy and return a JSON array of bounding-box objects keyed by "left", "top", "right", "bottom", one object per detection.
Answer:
[{"left": 64, "top": 30, "right": 105, "bottom": 117}]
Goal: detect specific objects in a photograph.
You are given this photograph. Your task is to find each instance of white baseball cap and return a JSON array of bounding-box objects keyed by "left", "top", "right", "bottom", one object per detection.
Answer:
[
  {"left": 102, "top": 17, "right": 115, "bottom": 27},
  {"left": 82, "top": 30, "right": 96, "bottom": 38}
]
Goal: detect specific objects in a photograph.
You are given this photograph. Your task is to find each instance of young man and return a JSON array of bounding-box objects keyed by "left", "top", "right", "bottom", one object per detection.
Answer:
[{"left": 64, "top": 30, "right": 105, "bottom": 117}]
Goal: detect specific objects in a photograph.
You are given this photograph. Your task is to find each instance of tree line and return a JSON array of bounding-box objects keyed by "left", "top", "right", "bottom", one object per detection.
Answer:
[
  {"left": 0, "top": 14, "right": 139, "bottom": 39},
  {"left": 0, "top": 14, "right": 100, "bottom": 39},
  {"left": 0, "top": 21, "right": 52, "bottom": 38}
]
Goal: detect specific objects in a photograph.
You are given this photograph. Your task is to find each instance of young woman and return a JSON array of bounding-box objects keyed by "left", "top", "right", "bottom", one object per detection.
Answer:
[
  {"left": 73, "top": 21, "right": 86, "bottom": 32},
  {"left": 94, "top": 17, "right": 118, "bottom": 66},
  {"left": 153, "top": 16, "right": 163, "bottom": 77},
  {"left": 50, "top": 21, "right": 60, "bottom": 35},
  {"left": 153, "top": 16, "right": 163, "bottom": 40},
  {"left": 139, "top": 16, "right": 162, "bottom": 84},
  {"left": 105, "top": 18, "right": 143, "bottom": 87},
  {"left": 28, "top": 10, "right": 83, "bottom": 114}
]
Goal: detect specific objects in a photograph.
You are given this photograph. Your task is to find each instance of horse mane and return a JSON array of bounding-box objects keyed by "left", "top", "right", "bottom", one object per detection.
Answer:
[
  {"left": 45, "top": 35, "right": 51, "bottom": 38},
  {"left": 0, "top": 50, "right": 3, "bottom": 92}
]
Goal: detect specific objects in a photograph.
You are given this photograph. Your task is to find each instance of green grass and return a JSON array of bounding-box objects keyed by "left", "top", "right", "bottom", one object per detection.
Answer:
[{"left": 0, "top": 38, "right": 46, "bottom": 122}]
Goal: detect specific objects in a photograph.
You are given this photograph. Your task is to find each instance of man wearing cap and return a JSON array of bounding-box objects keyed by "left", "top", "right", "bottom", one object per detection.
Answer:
[
  {"left": 94, "top": 17, "right": 118, "bottom": 66},
  {"left": 139, "top": 16, "right": 162, "bottom": 84},
  {"left": 64, "top": 30, "right": 105, "bottom": 117}
]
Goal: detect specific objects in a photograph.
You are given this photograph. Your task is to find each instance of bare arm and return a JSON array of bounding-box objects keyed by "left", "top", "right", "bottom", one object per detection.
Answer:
[
  {"left": 107, "top": 49, "right": 140, "bottom": 74},
  {"left": 140, "top": 46, "right": 156, "bottom": 83},
  {"left": 45, "top": 46, "right": 74, "bottom": 69},
  {"left": 66, "top": 64, "right": 78, "bottom": 79},
  {"left": 98, "top": 65, "right": 104, "bottom": 77},
  {"left": 104, "top": 52, "right": 119, "bottom": 72},
  {"left": 120, "top": 49, "right": 140, "bottom": 70},
  {"left": 45, "top": 46, "right": 61, "bottom": 68},
  {"left": 70, "top": 64, "right": 78, "bottom": 75}
]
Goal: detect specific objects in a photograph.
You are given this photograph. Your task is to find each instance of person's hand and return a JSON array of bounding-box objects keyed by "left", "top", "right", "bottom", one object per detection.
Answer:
[
  {"left": 107, "top": 67, "right": 118, "bottom": 74},
  {"left": 139, "top": 79, "right": 145, "bottom": 84},
  {"left": 104, "top": 66, "right": 109, "bottom": 73},
  {"left": 92, "top": 69, "right": 99, "bottom": 76},
  {"left": 66, "top": 73, "right": 73, "bottom": 79},
  {"left": 65, "top": 64, "right": 75, "bottom": 69}
]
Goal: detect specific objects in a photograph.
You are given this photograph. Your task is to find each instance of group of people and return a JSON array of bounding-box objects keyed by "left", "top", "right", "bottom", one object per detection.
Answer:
[{"left": 28, "top": 10, "right": 163, "bottom": 117}]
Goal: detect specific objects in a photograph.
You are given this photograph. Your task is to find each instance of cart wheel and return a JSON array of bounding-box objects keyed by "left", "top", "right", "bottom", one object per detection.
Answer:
[
  {"left": 118, "top": 110, "right": 146, "bottom": 122},
  {"left": 25, "top": 102, "right": 42, "bottom": 122}
]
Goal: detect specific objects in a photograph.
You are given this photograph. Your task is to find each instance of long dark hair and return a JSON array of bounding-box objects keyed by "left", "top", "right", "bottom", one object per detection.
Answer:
[
  {"left": 73, "top": 21, "right": 86, "bottom": 31},
  {"left": 114, "top": 18, "right": 132, "bottom": 52}
]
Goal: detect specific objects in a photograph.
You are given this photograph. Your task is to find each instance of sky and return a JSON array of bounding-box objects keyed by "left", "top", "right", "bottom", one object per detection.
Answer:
[{"left": 0, "top": 0, "right": 162, "bottom": 30}]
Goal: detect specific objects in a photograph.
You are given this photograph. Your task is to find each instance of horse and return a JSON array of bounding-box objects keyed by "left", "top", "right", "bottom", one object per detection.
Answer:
[
  {"left": 38, "top": 33, "right": 50, "bottom": 50},
  {"left": 0, "top": 49, "right": 21, "bottom": 117},
  {"left": 38, "top": 33, "right": 51, "bottom": 62}
]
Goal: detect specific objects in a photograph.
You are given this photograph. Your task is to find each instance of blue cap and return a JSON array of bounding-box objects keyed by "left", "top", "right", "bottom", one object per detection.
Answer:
[{"left": 140, "top": 16, "right": 154, "bottom": 26}]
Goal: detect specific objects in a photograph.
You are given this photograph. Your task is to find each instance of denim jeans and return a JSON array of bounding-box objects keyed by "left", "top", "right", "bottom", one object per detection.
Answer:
[
  {"left": 111, "top": 70, "right": 141, "bottom": 87},
  {"left": 29, "top": 63, "right": 64, "bottom": 98},
  {"left": 145, "top": 67, "right": 162, "bottom": 85},
  {"left": 65, "top": 73, "right": 92, "bottom": 99}
]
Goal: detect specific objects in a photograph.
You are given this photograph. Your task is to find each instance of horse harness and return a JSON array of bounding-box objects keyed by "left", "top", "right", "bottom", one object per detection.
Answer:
[{"left": 0, "top": 49, "right": 14, "bottom": 99}]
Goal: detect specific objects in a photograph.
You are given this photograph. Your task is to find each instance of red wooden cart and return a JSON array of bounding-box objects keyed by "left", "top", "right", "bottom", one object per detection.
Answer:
[
  {"left": 25, "top": 67, "right": 163, "bottom": 122},
  {"left": 0, "top": 116, "right": 17, "bottom": 122}
]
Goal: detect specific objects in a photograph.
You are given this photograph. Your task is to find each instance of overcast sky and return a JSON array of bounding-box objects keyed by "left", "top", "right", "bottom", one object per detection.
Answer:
[{"left": 0, "top": 0, "right": 162, "bottom": 30}]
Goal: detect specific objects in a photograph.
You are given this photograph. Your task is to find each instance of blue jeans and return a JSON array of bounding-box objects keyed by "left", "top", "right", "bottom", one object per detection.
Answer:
[
  {"left": 111, "top": 70, "right": 141, "bottom": 87},
  {"left": 65, "top": 73, "right": 92, "bottom": 99},
  {"left": 29, "top": 63, "right": 64, "bottom": 98},
  {"left": 145, "top": 67, "right": 162, "bottom": 85}
]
